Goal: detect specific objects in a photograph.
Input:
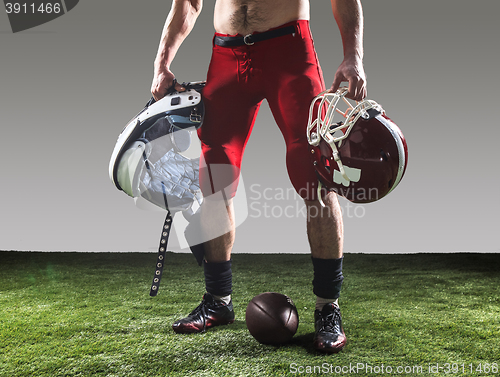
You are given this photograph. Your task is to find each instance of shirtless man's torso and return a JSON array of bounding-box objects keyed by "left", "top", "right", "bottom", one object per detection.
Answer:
[{"left": 151, "top": 0, "right": 365, "bottom": 102}]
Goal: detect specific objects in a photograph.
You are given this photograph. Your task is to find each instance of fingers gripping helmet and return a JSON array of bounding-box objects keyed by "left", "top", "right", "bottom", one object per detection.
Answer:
[
  {"left": 109, "top": 81, "right": 205, "bottom": 215},
  {"left": 306, "top": 88, "right": 408, "bottom": 204}
]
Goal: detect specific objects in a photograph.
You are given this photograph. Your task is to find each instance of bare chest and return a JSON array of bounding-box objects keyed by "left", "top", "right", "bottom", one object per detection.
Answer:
[{"left": 214, "top": 0, "right": 308, "bottom": 35}]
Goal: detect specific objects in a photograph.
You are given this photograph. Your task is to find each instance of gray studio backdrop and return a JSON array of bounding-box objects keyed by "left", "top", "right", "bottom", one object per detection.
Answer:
[{"left": 1, "top": 1, "right": 498, "bottom": 253}]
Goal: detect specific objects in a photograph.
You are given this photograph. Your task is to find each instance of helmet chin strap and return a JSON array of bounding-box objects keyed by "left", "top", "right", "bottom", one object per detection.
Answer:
[
  {"left": 149, "top": 210, "right": 172, "bottom": 296},
  {"left": 328, "top": 140, "right": 351, "bottom": 183},
  {"left": 317, "top": 180, "right": 326, "bottom": 208},
  {"left": 316, "top": 143, "right": 351, "bottom": 209}
]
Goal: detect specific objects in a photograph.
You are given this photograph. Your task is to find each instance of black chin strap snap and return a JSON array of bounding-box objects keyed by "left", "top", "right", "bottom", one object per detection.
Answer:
[{"left": 149, "top": 210, "right": 173, "bottom": 296}]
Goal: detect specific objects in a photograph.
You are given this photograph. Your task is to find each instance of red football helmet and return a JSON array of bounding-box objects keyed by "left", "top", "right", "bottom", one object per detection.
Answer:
[{"left": 306, "top": 88, "right": 408, "bottom": 204}]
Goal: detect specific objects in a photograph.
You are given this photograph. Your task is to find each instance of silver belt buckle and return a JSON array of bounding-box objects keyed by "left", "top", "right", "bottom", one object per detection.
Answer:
[{"left": 243, "top": 34, "right": 254, "bottom": 46}]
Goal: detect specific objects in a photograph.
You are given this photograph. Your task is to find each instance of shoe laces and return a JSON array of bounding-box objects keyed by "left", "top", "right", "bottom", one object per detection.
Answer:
[
  {"left": 319, "top": 307, "right": 341, "bottom": 333},
  {"left": 189, "top": 294, "right": 223, "bottom": 315},
  {"left": 188, "top": 295, "right": 210, "bottom": 317}
]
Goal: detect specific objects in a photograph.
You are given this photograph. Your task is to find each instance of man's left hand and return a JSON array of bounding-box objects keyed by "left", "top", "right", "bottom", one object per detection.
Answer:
[{"left": 330, "top": 56, "right": 367, "bottom": 101}]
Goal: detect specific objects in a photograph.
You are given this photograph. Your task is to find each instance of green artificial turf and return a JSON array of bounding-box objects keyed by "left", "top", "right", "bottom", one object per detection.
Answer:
[{"left": 0, "top": 251, "right": 499, "bottom": 376}]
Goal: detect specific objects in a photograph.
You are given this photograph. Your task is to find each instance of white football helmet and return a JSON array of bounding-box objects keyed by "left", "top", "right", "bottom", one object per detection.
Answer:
[{"left": 109, "top": 81, "right": 205, "bottom": 214}]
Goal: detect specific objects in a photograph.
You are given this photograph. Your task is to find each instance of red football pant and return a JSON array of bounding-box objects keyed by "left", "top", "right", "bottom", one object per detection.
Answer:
[{"left": 198, "top": 20, "right": 325, "bottom": 201}]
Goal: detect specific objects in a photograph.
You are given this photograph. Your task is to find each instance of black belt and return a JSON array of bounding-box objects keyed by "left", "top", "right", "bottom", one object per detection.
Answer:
[{"left": 214, "top": 25, "right": 296, "bottom": 47}]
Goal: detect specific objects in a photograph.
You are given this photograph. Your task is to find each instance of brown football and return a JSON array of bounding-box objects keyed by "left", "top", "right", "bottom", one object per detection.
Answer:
[{"left": 245, "top": 292, "right": 299, "bottom": 344}]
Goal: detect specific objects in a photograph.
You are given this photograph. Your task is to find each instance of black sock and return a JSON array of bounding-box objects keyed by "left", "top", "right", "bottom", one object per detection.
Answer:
[
  {"left": 203, "top": 259, "right": 233, "bottom": 297},
  {"left": 311, "top": 256, "right": 344, "bottom": 299}
]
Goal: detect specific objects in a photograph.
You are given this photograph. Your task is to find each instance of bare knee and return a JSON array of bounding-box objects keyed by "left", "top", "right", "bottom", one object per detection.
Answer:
[{"left": 304, "top": 191, "right": 342, "bottom": 221}]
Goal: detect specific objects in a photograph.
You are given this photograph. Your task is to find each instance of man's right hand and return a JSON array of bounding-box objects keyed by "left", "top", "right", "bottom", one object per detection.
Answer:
[
  {"left": 151, "top": 66, "right": 185, "bottom": 101},
  {"left": 150, "top": 0, "right": 202, "bottom": 101}
]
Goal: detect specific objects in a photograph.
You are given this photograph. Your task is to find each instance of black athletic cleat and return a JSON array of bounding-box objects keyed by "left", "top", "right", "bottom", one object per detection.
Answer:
[
  {"left": 313, "top": 303, "right": 346, "bottom": 353},
  {"left": 172, "top": 293, "right": 235, "bottom": 334}
]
